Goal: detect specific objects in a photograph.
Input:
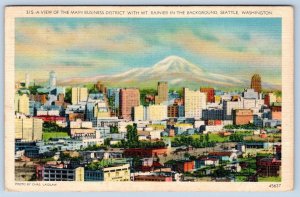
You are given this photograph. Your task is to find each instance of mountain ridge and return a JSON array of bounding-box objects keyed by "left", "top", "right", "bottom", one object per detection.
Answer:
[{"left": 58, "top": 56, "right": 280, "bottom": 90}]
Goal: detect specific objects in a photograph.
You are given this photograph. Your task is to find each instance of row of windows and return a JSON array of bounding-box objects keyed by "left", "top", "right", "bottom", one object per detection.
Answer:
[
  {"left": 44, "top": 174, "right": 74, "bottom": 179},
  {"left": 44, "top": 178, "right": 74, "bottom": 181},
  {"left": 103, "top": 168, "right": 129, "bottom": 173}
]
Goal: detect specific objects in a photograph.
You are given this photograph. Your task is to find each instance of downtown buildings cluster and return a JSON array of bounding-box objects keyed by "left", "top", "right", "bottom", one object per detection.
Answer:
[{"left": 14, "top": 71, "right": 282, "bottom": 182}]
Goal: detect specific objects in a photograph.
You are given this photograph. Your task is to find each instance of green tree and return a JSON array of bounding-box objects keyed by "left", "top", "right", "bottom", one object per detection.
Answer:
[
  {"left": 213, "top": 166, "right": 230, "bottom": 178},
  {"left": 28, "top": 85, "right": 42, "bottom": 95},
  {"left": 127, "top": 123, "right": 138, "bottom": 143},
  {"left": 110, "top": 126, "right": 119, "bottom": 133},
  {"left": 88, "top": 86, "right": 99, "bottom": 94},
  {"left": 205, "top": 134, "right": 210, "bottom": 142},
  {"left": 200, "top": 134, "right": 204, "bottom": 143},
  {"left": 64, "top": 87, "right": 72, "bottom": 103},
  {"left": 104, "top": 138, "right": 112, "bottom": 146},
  {"left": 184, "top": 152, "right": 190, "bottom": 159}
]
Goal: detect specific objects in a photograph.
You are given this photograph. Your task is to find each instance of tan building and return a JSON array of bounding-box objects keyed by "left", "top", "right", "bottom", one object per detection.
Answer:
[
  {"left": 155, "top": 81, "right": 168, "bottom": 104},
  {"left": 134, "top": 105, "right": 145, "bottom": 122},
  {"left": 15, "top": 94, "right": 30, "bottom": 115},
  {"left": 183, "top": 88, "right": 206, "bottom": 119},
  {"left": 15, "top": 117, "right": 43, "bottom": 141},
  {"left": 72, "top": 87, "right": 88, "bottom": 104},
  {"left": 70, "top": 120, "right": 95, "bottom": 137},
  {"left": 134, "top": 105, "right": 167, "bottom": 121},
  {"left": 103, "top": 163, "right": 130, "bottom": 181},
  {"left": 233, "top": 109, "right": 253, "bottom": 125},
  {"left": 74, "top": 167, "right": 85, "bottom": 181},
  {"left": 148, "top": 104, "right": 168, "bottom": 121}
]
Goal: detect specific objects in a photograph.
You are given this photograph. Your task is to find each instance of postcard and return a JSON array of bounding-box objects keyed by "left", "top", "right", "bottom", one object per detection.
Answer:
[{"left": 4, "top": 6, "right": 294, "bottom": 191}]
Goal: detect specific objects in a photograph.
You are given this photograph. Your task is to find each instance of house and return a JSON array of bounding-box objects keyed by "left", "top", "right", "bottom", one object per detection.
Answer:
[
  {"left": 256, "top": 157, "right": 281, "bottom": 177},
  {"left": 195, "top": 157, "right": 219, "bottom": 169},
  {"left": 208, "top": 152, "right": 237, "bottom": 162},
  {"left": 164, "top": 160, "right": 195, "bottom": 173}
]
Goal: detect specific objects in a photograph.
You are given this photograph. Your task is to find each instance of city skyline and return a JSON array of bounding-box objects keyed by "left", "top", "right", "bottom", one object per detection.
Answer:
[{"left": 15, "top": 18, "right": 282, "bottom": 88}]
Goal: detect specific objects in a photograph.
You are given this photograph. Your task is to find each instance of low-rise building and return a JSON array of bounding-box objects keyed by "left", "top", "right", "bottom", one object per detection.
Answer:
[
  {"left": 38, "top": 166, "right": 85, "bottom": 181},
  {"left": 102, "top": 163, "right": 130, "bottom": 181},
  {"left": 165, "top": 160, "right": 195, "bottom": 173},
  {"left": 208, "top": 152, "right": 237, "bottom": 162},
  {"left": 195, "top": 157, "right": 219, "bottom": 169},
  {"left": 84, "top": 170, "right": 104, "bottom": 181},
  {"left": 256, "top": 157, "right": 281, "bottom": 177},
  {"left": 233, "top": 109, "right": 253, "bottom": 125}
]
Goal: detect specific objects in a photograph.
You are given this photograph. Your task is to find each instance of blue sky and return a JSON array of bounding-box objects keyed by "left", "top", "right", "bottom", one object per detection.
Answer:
[{"left": 15, "top": 17, "right": 282, "bottom": 86}]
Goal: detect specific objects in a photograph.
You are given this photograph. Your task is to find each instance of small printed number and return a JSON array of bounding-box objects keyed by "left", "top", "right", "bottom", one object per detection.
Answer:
[{"left": 269, "top": 184, "right": 281, "bottom": 188}]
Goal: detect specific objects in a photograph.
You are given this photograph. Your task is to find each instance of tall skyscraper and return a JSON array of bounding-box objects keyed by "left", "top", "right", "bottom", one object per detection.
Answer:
[
  {"left": 25, "top": 73, "right": 30, "bottom": 88},
  {"left": 49, "top": 71, "right": 56, "bottom": 88},
  {"left": 72, "top": 87, "right": 88, "bottom": 104},
  {"left": 250, "top": 74, "right": 262, "bottom": 93},
  {"left": 15, "top": 94, "right": 30, "bottom": 115},
  {"left": 200, "top": 87, "right": 215, "bottom": 103},
  {"left": 155, "top": 81, "right": 168, "bottom": 104},
  {"left": 119, "top": 88, "right": 140, "bottom": 120},
  {"left": 183, "top": 88, "right": 206, "bottom": 119}
]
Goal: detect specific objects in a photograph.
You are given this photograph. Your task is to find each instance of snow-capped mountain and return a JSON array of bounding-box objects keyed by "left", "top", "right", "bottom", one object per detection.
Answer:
[{"left": 59, "top": 55, "right": 277, "bottom": 89}]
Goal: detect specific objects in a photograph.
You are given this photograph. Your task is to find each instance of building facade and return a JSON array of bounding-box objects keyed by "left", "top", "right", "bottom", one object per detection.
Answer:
[
  {"left": 250, "top": 74, "right": 262, "bottom": 93},
  {"left": 233, "top": 109, "right": 253, "bottom": 125},
  {"left": 200, "top": 87, "right": 215, "bottom": 103},
  {"left": 134, "top": 105, "right": 146, "bottom": 122},
  {"left": 15, "top": 117, "right": 43, "bottom": 141},
  {"left": 202, "top": 109, "right": 224, "bottom": 120},
  {"left": 183, "top": 88, "right": 206, "bottom": 119},
  {"left": 71, "top": 87, "right": 88, "bottom": 104},
  {"left": 148, "top": 105, "right": 168, "bottom": 121},
  {"left": 15, "top": 94, "right": 30, "bottom": 115},
  {"left": 168, "top": 105, "right": 179, "bottom": 118},
  {"left": 41, "top": 166, "right": 84, "bottom": 181},
  {"left": 119, "top": 88, "right": 140, "bottom": 120},
  {"left": 49, "top": 71, "right": 56, "bottom": 88},
  {"left": 102, "top": 164, "right": 130, "bottom": 181},
  {"left": 155, "top": 81, "right": 168, "bottom": 104}
]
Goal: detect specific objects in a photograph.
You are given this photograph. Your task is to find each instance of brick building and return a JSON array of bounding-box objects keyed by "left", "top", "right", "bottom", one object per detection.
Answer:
[
  {"left": 168, "top": 105, "right": 179, "bottom": 118},
  {"left": 200, "top": 87, "right": 215, "bottom": 103},
  {"left": 119, "top": 88, "right": 140, "bottom": 120},
  {"left": 134, "top": 175, "right": 172, "bottom": 182},
  {"left": 256, "top": 157, "right": 281, "bottom": 177},
  {"left": 233, "top": 109, "right": 253, "bottom": 125},
  {"left": 123, "top": 148, "right": 168, "bottom": 158},
  {"left": 165, "top": 160, "right": 195, "bottom": 173}
]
